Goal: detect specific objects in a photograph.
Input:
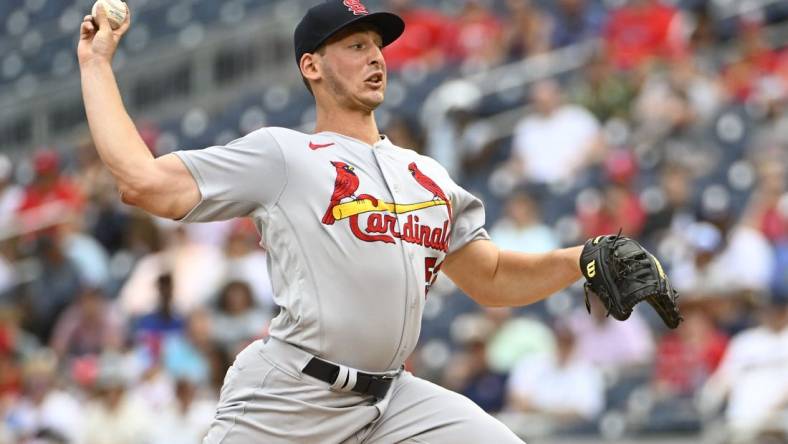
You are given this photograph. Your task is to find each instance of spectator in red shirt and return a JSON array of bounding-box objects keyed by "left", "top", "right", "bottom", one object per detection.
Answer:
[
  {"left": 383, "top": 0, "right": 455, "bottom": 71},
  {"left": 17, "top": 150, "right": 84, "bottom": 230},
  {"left": 578, "top": 151, "right": 645, "bottom": 239},
  {"left": 653, "top": 302, "right": 728, "bottom": 397},
  {"left": 446, "top": 0, "right": 506, "bottom": 69},
  {"left": 603, "top": 0, "right": 686, "bottom": 71},
  {"left": 722, "top": 18, "right": 781, "bottom": 103},
  {"left": 579, "top": 183, "right": 646, "bottom": 238}
]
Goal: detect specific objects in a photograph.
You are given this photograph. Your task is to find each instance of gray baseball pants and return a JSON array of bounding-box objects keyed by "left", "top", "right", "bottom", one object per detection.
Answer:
[{"left": 202, "top": 337, "right": 525, "bottom": 443}]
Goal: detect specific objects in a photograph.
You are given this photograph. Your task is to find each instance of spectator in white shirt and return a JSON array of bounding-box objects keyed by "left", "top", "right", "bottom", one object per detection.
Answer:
[
  {"left": 701, "top": 292, "right": 788, "bottom": 441},
  {"left": 4, "top": 350, "right": 83, "bottom": 443},
  {"left": 82, "top": 359, "right": 153, "bottom": 444},
  {"left": 508, "top": 79, "right": 604, "bottom": 186},
  {"left": 674, "top": 220, "right": 775, "bottom": 298},
  {"left": 119, "top": 225, "right": 225, "bottom": 316},
  {"left": 507, "top": 321, "right": 605, "bottom": 430},
  {"left": 150, "top": 377, "right": 217, "bottom": 444}
]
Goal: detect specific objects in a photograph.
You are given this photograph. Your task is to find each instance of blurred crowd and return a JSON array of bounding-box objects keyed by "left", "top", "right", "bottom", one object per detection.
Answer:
[{"left": 1, "top": 0, "right": 788, "bottom": 443}]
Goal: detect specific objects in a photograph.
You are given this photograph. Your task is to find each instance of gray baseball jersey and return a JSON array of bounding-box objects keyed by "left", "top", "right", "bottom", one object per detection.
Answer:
[{"left": 173, "top": 127, "right": 489, "bottom": 372}]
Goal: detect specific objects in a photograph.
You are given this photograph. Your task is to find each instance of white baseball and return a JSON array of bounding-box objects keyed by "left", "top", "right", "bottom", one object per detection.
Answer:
[{"left": 91, "top": 0, "right": 127, "bottom": 30}]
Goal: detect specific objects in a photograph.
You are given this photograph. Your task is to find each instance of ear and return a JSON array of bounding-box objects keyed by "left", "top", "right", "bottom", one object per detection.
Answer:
[{"left": 300, "top": 53, "right": 322, "bottom": 84}]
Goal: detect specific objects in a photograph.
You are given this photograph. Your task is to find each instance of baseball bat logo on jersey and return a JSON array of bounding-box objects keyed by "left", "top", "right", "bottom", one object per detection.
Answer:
[{"left": 322, "top": 160, "right": 452, "bottom": 253}]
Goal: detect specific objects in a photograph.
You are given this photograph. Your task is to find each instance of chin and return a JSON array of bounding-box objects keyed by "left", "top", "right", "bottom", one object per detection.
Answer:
[{"left": 360, "top": 92, "right": 385, "bottom": 110}]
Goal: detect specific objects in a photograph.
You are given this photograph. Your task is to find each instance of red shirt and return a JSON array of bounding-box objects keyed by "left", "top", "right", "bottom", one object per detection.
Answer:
[
  {"left": 722, "top": 45, "right": 781, "bottom": 102},
  {"left": 383, "top": 9, "right": 455, "bottom": 70},
  {"left": 0, "top": 328, "right": 22, "bottom": 397},
  {"left": 760, "top": 205, "right": 787, "bottom": 242},
  {"left": 446, "top": 11, "right": 504, "bottom": 62},
  {"left": 579, "top": 191, "right": 646, "bottom": 238},
  {"left": 18, "top": 177, "right": 84, "bottom": 213},
  {"left": 603, "top": 1, "right": 685, "bottom": 70},
  {"left": 655, "top": 331, "right": 728, "bottom": 394}
]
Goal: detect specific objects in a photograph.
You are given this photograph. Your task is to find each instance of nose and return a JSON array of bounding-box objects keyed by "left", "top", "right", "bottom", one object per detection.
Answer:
[{"left": 369, "top": 45, "right": 384, "bottom": 69}]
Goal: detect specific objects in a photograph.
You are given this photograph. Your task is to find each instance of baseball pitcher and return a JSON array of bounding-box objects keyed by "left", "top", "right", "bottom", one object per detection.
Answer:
[{"left": 77, "top": 1, "right": 680, "bottom": 442}]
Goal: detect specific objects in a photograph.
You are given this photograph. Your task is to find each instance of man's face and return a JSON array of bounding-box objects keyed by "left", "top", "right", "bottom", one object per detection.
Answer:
[
  {"left": 531, "top": 80, "right": 561, "bottom": 115},
  {"left": 316, "top": 26, "right": 387, "bottom": 111}
]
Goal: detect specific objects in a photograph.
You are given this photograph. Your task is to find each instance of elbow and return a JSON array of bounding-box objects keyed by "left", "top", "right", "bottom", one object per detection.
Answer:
[
  {"left": 119, "top": 179, "right": 191, "bottom": 220},
  {"left": 118, "top": 179, "right": 163, "bottom": 213},
  {"left": 118, "top": 181, "right": 144, "bottom": 207}
]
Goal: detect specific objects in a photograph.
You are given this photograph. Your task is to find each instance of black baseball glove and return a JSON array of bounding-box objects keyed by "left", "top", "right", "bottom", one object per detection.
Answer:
[{"left": 579, "top": 233, "right": 682, "bottom": 329}]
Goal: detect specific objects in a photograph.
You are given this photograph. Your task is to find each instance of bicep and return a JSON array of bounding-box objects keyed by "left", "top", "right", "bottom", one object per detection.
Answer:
[{"left": 442, "top": 239, "right": 499, "bottom": 304}]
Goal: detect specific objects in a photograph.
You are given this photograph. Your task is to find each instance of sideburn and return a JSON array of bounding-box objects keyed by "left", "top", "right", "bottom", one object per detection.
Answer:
[{"left": 321, "top": 60, "right": 352, "bottom": 102}]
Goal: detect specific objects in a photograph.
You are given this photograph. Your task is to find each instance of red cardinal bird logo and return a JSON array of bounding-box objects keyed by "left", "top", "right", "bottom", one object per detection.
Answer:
[
  {"left": 323, "top": 161, "right": 360, "bottom": 225},
  {"left": 408, "top": 162, "right": 452, "bottom": 221}
]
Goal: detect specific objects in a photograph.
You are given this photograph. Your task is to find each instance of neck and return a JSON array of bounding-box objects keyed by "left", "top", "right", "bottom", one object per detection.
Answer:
[{"left": 314, "top": 103, "right": 380, "bottom": 146}]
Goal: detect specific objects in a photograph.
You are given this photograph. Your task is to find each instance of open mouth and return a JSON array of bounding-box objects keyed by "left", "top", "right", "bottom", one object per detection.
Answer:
[{"left": 365, "top": 72, "right": 384, "bottom": 89}]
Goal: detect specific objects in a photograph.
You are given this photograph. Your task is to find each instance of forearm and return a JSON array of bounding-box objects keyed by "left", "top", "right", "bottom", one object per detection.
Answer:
[
  {"left": 483, "top": 246, "right": 583, "bottom": 307},
  {"left": 80, "top": 60, "right": 154, "bottom": 193},
  {"left": 77, "top": 6, "right": 199, "bottom": 219},
  {"left": 443, "top": 240, "right": 584, "bottom": 307}
]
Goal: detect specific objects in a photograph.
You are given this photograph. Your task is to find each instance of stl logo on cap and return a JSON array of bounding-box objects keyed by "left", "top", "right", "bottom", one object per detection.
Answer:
[{"left": 343, "top": 0, "right": 368, "bottom": 15}]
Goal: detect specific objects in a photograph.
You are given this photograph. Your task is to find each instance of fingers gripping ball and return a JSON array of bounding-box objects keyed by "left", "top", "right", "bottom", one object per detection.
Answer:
[
  {"left": 580, "top": 234, "right": 683, "bottom": 329},
  {"left": 92, "top": 0, "right": 127, "bottom": 30}
]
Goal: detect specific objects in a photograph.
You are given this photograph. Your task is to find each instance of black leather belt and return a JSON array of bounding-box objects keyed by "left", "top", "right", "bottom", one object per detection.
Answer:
[{"left": 302, "top": 357, "right": 397, "bottom": 399}]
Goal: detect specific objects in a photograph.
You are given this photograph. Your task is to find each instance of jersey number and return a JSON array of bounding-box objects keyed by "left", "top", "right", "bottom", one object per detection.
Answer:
[{"left": 424, "top": 257, "right": 442, "bottom": 298}]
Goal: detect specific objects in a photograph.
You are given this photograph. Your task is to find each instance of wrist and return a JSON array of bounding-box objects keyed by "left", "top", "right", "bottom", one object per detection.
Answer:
[
  {"left": 565, "top": 246, "right": 583, "bottom": 278},
  {"left": 79, "top": 57, "right": 114, "bottom": 71}
]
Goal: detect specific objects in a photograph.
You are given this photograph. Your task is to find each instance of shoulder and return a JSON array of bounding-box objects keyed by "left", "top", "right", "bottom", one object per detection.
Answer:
[
  {"left": 721, "top": 327, "right": 774, "bottom": 361},
  {"left": 561, "top": 104, "right": 596, "bottom": 120},
  {"left": 382, "top": 140, "right": 449, "bottom": 172},
  {"left": 261, "top": 126, "right": 308, "bottom": 138},
  {"left": 729, "top": 327, "right": 768, "bottom": 346},
  {"left": 243, "top": 126, "right": 308, "bottom": 144}
]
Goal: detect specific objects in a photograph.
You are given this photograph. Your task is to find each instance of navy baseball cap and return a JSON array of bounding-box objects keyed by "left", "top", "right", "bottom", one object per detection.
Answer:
[{"left": 294, "top": 0, "right": 405, "bottom": 66}]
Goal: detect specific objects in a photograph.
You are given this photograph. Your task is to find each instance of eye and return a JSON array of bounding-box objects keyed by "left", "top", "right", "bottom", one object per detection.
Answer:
[{"left": 350, "top": 43, "right": 364, "bottom": 50}]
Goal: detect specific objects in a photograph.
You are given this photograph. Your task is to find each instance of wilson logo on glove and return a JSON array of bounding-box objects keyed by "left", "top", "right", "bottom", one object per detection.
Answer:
[
  {"left": 579, "top": 233, "right": 682, "bottom": 329},
  {"left": 585, "top": 260, "right": 596, "bottom": 278}
]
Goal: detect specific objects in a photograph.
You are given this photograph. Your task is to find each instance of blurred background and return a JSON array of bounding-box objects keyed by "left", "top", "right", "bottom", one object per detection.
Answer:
[{"left": 1, "top": 0, "right": 788, "bottom": 442}]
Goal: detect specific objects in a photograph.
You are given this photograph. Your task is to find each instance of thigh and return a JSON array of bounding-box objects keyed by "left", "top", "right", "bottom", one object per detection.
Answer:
[
  {"left": 203, "top": 341, "right": 380, "bottom": 444},
  {"left": 364, "top": 372, "right": 525, "bottom": 444}
]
